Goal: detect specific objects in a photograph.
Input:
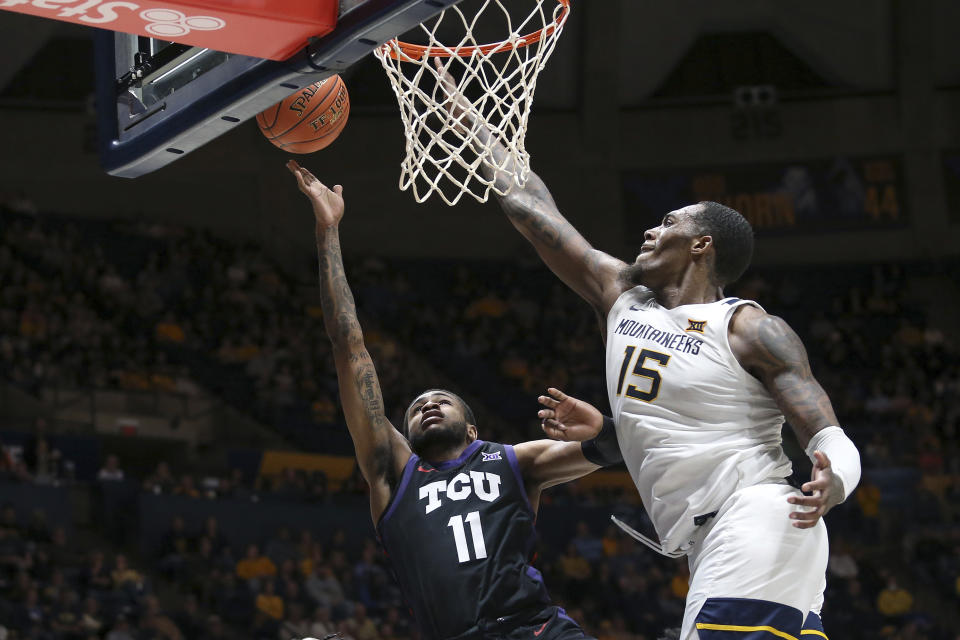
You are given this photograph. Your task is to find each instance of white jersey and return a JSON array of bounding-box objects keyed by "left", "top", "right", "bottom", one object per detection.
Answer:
[{"left": 605, "top": 286, "right": 793, "bottom": 554}]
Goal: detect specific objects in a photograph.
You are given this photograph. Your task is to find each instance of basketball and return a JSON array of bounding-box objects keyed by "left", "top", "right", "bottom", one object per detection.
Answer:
[{"left": 256, "top": 76, "right": 350, "bottom": 154}]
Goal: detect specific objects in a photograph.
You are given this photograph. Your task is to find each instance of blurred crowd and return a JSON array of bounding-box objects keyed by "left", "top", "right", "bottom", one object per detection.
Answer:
[{"left": 1, "top": 205, "right": 959, "bottom": 639}]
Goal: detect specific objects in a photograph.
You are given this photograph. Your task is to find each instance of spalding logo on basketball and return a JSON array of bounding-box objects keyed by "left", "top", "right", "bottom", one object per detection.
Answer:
[{"left": 256, "top": 76, "right": 350, "bottom": 154}]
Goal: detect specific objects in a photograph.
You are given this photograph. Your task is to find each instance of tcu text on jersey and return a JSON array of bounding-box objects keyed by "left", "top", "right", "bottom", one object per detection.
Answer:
[{"left": 419, "top": 472, "right": 502, "bottom": 514}]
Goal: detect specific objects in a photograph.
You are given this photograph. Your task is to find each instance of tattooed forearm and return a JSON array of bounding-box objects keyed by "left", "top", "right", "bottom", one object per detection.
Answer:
[
  {"left": 752, "top": 316, "right": 838, "bottom": 444},
  {"left": 315, "top": 223, "right": 401, "bottom": 489},
  {"left": 316, "top": 227, "right": 363, "bottom": 349},
  {"left": 354, "top": 363, "right": 385, "bottom": 417}
]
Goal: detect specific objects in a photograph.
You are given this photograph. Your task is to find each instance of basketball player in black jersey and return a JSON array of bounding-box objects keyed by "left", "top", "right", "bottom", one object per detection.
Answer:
[{"left": 287, "top": 160, "right": 614, "bottom": 640}]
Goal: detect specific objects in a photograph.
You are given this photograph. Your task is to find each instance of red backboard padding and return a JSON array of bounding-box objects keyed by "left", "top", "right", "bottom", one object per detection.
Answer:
[{"left": 0, "top": 0, "right": 338, "bottom": 61}]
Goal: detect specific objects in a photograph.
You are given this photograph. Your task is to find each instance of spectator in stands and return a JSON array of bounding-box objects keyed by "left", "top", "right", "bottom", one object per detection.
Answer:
[
  {"left": 308, "top": 605, "right": 336, "bottom": 639},
  {"left": 202, "top": 516, "right": 229, "bottom": 557},
  {"left": 305, "top": 563, "right": 344, "bottom": 612},
  {"left": 173, "top": 594, "right": 204, "bottom": 640},
  {"left": 144, "top": 461, "right": 176, "bottom": 495},
  {"left": 139, "top": 594, "right": 183, "bottom": 640},
  {"left": 856, "top": 476, "right": 882, "bottom": 535},
  {"left": 158, "top": 515, "right": 192, "bottom": 579},
  {"left": 255, "top": 579, "right": 284, "bottom": 621},
  {"left": 0, "top": 504, "right": 21, "bottom": 539},
  {"left": 27, "top": 436, "right": 61, "bottom": 484},
  {"left": 571, "top": 521, "right": 604, "bottom": 562},
  {"left": 265, "top": 526, "right": 298, "bottom": 569},
  {"left": 827, "top": 540, "right": 859, "bottom": 588},
  {"left": 252, "top": 609, "right": 280, "bottom": 640},
  {"left": 97, "top": 454, "right": 125, "bottom": 482},
  {"left": 81, "top": 550, "right": 113, "bottom": 593},
  {"left": 173, "top": 474, "right": 201, "bottom": 499},
  {"left": 558, "top": 541, "right": 592, "bottom": 600},
  {"left": 80, "top": 595, "right": 104, "bottom": 637},
  {"left": 279, "top": 601, "right": 310, "bottom": 640},
  {"left": 25, "top": 508, "right": 51, "bottom": 544},
  {"left": 205, "top": 614, "right": 228, "bottom": 640},
  {"left": 49, "top": 587, "right": 82, "bottom": 637},
  {"left": 236, "top": 544, "right": 276, "bottom": 587},
  {"left": 41, "top": 568, "right": 68, "bottom": 605},
  {"left": 0, "top": 436, "right": 14, "bottom": 475},
  {"left": 352, "top": 544, "right": 385, "bottom": 609},
  {"left": 345, "top": 602, "right": 378, "bottom": 640},
  {"left": 110, "top": 554, "right": 144, "bottom": 592},
  {"left": 106, "top": 615, "right": 136, "bottom": 640},
  {"left": 12, "top": 587, "right": 43, "bottom": 633},
  {"left": 876, "top": 573, "right": 914, "bottom": 621},
  {"left": 381, "top": 606, "right": 411, "bottom": 640}
]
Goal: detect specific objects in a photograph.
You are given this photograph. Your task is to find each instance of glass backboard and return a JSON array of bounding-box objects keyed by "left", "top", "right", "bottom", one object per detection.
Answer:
[{"left": 93, "top": 0, "right": 464, "bottom": 177}]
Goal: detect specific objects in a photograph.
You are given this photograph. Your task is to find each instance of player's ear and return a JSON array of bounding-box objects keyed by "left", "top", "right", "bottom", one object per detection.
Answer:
[
  {"left": 690, "top": 234, "right": 713, "bottom": 256},
  {"left": 466, "top": 424, "right": 478, "bottom": 441}
]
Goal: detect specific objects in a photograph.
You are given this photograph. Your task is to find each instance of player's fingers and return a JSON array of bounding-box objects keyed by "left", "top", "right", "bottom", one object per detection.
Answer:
[
  {"left": 538, "top": 395, "right": 560, "bottom": 409},
  {"left": 547, "top": 387, "right": 569, "bottom": 402},
  {"left": 543, "top": 418, "right": 566, "bottom": 431},
  {"left": 541, "top": 421, "right": 567, "bottom": 441},
  {"left": 285, "top": 159, "right": 300, "bottom": 172},
  {"left": 787, "top": 494, "right": 826, "bottom": 508},
  {"left": 333, "top": 185, "right": 344, "bottom": 196},
  {"left": 537, "top": 408, "right": 556, "bottom": 420},
  {"left": 435, "top": 57, "right": 451, "bottom": 77},
  {"left": 813, "top": 450, "right": 831, "bottom": 468},
  {"left": 800, "top": 479, "right": 829, "bottom": 494},
  {"left": 292, "top": 170, "right": 308, "bottom": 190},
  {"left": 790, "top": 507, "right": 824, "bottom": 527},
  {"left": 791, "top": 517, "right": 821, "bottom": 529}
]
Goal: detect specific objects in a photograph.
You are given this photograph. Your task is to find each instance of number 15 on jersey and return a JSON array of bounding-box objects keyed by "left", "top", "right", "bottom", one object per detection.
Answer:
[{"left": 616, "top": 346, "right": 671, "bottom": 402}]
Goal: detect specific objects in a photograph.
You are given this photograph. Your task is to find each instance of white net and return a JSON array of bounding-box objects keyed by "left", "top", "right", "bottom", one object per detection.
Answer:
[{"left": 374, "top": 0, "right": 570, "bottom": 206}]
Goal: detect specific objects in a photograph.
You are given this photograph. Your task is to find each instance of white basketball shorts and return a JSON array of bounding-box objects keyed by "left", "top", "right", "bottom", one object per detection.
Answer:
[{"left": 680, "top": 482, "right": 829, "bottom": 640}]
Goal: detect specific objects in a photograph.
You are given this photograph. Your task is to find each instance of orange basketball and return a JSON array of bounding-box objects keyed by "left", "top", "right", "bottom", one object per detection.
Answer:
[{"left": 256, "top": 76, "right": 350, "bottom": 154}]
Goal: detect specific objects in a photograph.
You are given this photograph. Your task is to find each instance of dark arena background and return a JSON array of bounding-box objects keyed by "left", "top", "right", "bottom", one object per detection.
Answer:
[{"left": 2, "top": 2, "right": 960, "bottom": 640}]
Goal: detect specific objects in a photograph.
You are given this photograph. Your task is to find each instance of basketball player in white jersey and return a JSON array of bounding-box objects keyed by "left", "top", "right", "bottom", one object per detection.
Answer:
[
  {"left": 431, "top": 63, "right": 860, "bottom": 640},
  {"left": 496, "top": 194, "right": 863, "bottom": 640},
  {"left": 512, "top": 190, "right": 866, "bottom": 635}
]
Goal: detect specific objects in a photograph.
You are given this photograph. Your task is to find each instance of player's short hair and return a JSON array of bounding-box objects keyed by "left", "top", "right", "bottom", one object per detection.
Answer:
[
  {"left": 404, "top": 389, "right": 477, "bottom": 434},
  {"left": 693, "top": 201, "right": 754, "bottom": 286}
]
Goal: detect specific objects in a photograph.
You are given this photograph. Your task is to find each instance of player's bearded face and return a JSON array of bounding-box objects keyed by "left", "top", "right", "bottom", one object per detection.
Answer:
[
  {"left": 409, "top": 417, "right": 470, "bottom": 455},
  {"left": 620, "top": 207, "right": 701, "bottom": 288},
  {"left": 620, "top": 260, "right": 645, "bottom": 287}
]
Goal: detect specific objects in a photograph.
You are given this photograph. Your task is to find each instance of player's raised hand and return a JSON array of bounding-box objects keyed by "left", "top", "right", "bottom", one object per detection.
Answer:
[
  {"left": 433, "top": 58, "right": 474, "bottom": 133},
  {"left": 286, "top": 160, "right": 344, "bottom": 229},
  {"left": 537, "top": 387, "right": 604, "bottom": 442},
  {"left": 787, "top": 450, "right": 843, "bottom": 528}
]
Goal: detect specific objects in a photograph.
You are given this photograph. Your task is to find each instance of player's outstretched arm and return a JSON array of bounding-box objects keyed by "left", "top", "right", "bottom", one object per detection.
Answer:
[
  {"left": 433, "top": 59, "right": 626, "bottom": 317},
  {"left": 513, "top": 388, "right": 622, "bottom": 511},
  {"left": 729, "top": 305, "right": 861, "bottom": 528},
  {"left": 288, "top": 161, "right": 411, "bottom": 522}
]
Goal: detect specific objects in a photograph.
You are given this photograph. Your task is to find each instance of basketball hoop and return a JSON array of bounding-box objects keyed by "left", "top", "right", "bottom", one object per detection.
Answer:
[{"left": 374, "top": 0, "right": 571, "bottom": 206}]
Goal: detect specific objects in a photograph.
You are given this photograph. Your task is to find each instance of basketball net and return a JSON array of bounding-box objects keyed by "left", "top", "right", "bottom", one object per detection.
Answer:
[{"left": 374, "top": 0, "right": 570, "bottom": 206}]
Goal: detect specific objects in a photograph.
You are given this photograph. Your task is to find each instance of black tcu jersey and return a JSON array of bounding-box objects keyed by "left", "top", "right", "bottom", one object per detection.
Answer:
[{"left": 377, "top": 440, "right": 551, "bottom": 640}]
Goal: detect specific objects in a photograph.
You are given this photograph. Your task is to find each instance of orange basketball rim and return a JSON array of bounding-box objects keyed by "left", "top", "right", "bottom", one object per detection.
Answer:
[{"left": 383, "top": 0, "right": 570, "bottom": 59}]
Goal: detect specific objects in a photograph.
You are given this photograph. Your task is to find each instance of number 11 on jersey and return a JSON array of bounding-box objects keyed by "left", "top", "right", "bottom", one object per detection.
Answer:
[{"left": 448, "top": 511, "right": 487, "bottom": 563}]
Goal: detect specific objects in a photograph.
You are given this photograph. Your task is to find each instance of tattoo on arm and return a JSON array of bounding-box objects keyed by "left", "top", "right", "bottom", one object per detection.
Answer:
[
  {"left": 750, "top": 316, "right": 839, "bottom": 444},
  {"left": 316, "top": 226, "right": 399, "bottom": 489},
  {"left": 476, "top": 130, "right": 624, "bottom": 313}
]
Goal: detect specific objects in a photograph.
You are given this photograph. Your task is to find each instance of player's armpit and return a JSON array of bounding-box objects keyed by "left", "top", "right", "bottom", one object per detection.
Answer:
[{"left": 727, "top": 305, "right": 839, "bottom": 447}]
